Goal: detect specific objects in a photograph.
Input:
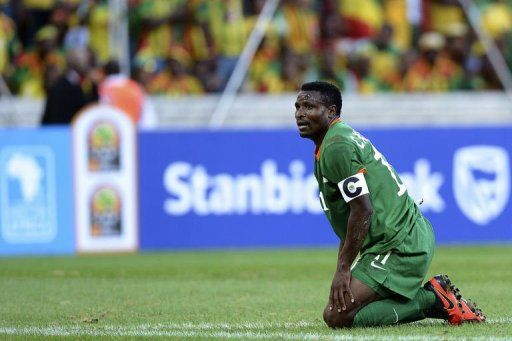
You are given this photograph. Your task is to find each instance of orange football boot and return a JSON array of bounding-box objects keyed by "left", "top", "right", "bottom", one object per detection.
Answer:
[{"left": 423, "top": 274, "right": 485, "bottom": 325}]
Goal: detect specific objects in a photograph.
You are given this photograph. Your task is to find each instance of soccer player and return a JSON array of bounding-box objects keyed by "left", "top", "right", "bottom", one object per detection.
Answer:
[{"left": 294, "top": 81, "right": 485, "bottom": 328}]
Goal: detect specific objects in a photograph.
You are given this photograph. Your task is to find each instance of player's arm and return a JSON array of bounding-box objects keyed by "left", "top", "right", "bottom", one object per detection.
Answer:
[
  {"left": 330, "top": 195, "right": 372, "bottom": 312},
  {"left": 323, "top": 142, "right": 372, "bottom": 312},
  {"left": 330, "top": 195, "right": 373, "bottom": 312}
]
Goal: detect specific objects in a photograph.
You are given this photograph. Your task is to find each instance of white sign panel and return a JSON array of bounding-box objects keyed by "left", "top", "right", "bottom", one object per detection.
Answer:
[
  {"left": 453, "top": 145, "right": 510, "bottom": 226},
  {"left": 73, "top": 105, "right": 138, "bottom": 252},
  {"left": 0, "top": 146, "right": 57, "bottom": 243}
]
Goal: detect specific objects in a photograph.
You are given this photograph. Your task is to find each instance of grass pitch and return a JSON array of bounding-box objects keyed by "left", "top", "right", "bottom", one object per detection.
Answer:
[{"left": 0, "top": 245, "right": 511, "bottom": 340}]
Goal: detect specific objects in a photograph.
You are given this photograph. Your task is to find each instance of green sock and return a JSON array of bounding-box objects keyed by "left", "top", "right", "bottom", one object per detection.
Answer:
[{"left": 352, "top": 288, "right": 436, "bottom": 327}]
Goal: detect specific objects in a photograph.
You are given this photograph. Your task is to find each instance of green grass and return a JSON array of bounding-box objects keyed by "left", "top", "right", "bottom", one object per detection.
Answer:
[{"left": 0, "top": 245, "right": 511, "bottom": 339}]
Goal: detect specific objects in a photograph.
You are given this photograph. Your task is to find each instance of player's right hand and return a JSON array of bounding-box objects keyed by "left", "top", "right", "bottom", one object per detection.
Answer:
[{"left": 329, "top": 269, "right": 354, "bottom": 313}]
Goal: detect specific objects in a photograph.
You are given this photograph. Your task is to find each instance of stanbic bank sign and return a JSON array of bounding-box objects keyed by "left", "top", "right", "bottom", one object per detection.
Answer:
[{"left": 72, "top": 104, "right": 138, "bottom": 253}]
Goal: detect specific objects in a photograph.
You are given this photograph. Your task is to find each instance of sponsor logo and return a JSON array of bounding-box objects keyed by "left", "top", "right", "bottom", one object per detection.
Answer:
[
  {"left": 434, "top": 287, "right": 455, "bottom": 309},
  {"left": 370, "top": 251, "right": 391, "bottom": 271},
  {"left": 163, "top": 160, "right": 321, "bottom": 216},
  {"left": 0, "top": 147, "right": 56, "bottom": 243},
  {"left": 90, "top": 186, "right": 122, "bottom": 236},
  {"left": 370, "top": 260, "right": 386, "bottom": 271},
  {"left": 453, "top": 145, "right": 510, "bottom": 225},
  {"left": 88, "top": 121, "right": 120, "bottom": 171}
]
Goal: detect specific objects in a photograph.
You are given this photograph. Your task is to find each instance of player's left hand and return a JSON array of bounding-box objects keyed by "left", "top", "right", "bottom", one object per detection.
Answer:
[{"left": 329, "top": 269, "right": 354, "bottom": 313}]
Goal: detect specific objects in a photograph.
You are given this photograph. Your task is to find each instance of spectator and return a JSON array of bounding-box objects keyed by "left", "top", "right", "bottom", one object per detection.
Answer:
[
  {"left": 0, "top": 11, "right": 21, "bottom": 89},
  {"left": 181, "top": 1, "right": 219, "bottom": 91},
  {"left": 135, "top": 0, "right": 186, "bottom": 60},
  {"left": 442, "top": 23, "right": 479, "bottom": 90},
  {"left": 345, "top": 44, "right": 382, "bottom": 93},
  {"left": 246, "top": 0, "right": 283, "bottom": 93},
  {"left": 381, "top": 0, "right": 411, "bottom": 50},
  {"left": 277, "top": 0, "right": 318, "bottom": 72},
  {"left": 205, "top": 0, "right": 247, "bottom": 91},
  {"left": 64, "top": 2, "right": 90, "bottom": 51},
  {"left": 12, "top": 25, "right": 66, "bottom": 97},
  {"left": 48, "top": 1, "right": 73, "bottom": 47},
  {"left": 366, "top": 23, "right": 402, "bottom": 91},
  {"left": 403, "top": 31, "right": 462, "bottom": 92},
  {"left": 422, "top": 0, "right": 465, "bottom": 34},
  {"left": 18, "top": 0, "right": 56, "bottom": 47},
  {"left": 88, "top": 0, "right": 110, "bottom": 64},
  {"left": 2, "top": 0, "right": 512, "bottom": 96},
  {"left": 99, "top": 59, "right": 157, "bottom": 128},
  {"left": 132, "top": 53, "right": 159, "bottom": 92},
  {"left": 41, "top": 47, "right": 98, "bottom": 124},
  {"left": 155, "top": 46, "right": 204, "bottom": 95}
]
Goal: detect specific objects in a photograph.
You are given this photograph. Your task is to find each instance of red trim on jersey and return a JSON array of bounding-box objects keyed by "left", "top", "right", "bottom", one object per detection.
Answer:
[
  {"left": 315, "top": 118, "right": 341, "bottom": 160},
  {"left": 358, "top": 168, "right": 367, "bottom": 174}
]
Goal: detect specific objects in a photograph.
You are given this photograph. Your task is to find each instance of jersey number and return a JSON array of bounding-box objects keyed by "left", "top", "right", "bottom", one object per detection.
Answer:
[
  {"left": 372, "top": 146, "right": 407, "bottom": 197},
  {"left": 319, "top": 192, "right": 329, "bottom": 211}
]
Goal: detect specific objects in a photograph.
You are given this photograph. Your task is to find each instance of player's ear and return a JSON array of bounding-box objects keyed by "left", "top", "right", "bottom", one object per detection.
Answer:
[{"left": 327, "top": 105, "right": 337, "bottom": 120}]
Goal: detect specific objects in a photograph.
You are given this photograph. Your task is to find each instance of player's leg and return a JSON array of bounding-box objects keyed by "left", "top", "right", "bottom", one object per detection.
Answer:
[
  {"left": 327, "top": 215, "right": 437, "bottom": 328},
  {"left": 322, "top": 275, "right": 382, "bottom": 328},
  {"left": 351, "top": 286, "right": 436, "bottom": 327},
  {"left": 322, "top": 268, "right": 438, "bottom": 328},
  {"left": 331, "top": 274, "right": 485, "bottom": 328}
]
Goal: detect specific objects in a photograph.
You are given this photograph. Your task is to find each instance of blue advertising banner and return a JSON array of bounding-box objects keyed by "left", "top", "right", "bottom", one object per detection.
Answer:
[
  {"left": 138, "top": 127, "right": 512, "bottom": 250},
  {"left": 139, "top": 130, "right": 333, "bottom": 250},
  {"left": 366, "top": 127, "right": 512, "bottom": 244},
  {"left": 0, "top": 128, "right": 74, "bottom": 255}
]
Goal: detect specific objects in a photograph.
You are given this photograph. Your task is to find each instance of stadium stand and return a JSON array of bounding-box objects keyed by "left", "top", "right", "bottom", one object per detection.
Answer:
[{"left": 1, "top": 0, "right": 512, "bottom": 99}]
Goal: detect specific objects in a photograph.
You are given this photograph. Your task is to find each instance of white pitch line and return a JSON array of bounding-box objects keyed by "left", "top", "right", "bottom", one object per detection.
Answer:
[
  {"left": 0, "top": 328, "right": 510, "bottom": 341},
  {"left": 0, "top": 318, "right": 510, "bottom": 340},
  {"left": 126, "top": 320, "right": 317, "bottom": 330}
]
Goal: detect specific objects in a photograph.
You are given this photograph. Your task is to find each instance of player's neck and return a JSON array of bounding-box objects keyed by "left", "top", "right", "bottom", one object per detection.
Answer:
[
  {"left": 314, "top": 117, "right": 339, "bottom": 147},
  {"left": 313, "top": 131, "right": 327, "bottom": 148}
]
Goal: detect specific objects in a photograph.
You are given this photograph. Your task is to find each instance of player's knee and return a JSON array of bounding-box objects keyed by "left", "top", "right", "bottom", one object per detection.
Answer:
[{"left": 323, "top": 306, "right": 353, "bottom": 329}]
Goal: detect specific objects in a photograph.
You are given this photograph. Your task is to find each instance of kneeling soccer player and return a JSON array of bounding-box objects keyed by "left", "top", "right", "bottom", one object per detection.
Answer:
[{"left": 294, "top": 81, "right": 485, "bottom": 328}]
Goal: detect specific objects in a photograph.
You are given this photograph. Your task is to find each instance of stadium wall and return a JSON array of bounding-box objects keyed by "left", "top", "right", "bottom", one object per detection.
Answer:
[
  {"left": 2, "top": 92, "right": 512, "bottom": 128},
  {"left": 0, "top": 115, "right": 511, "bottom": 255}
]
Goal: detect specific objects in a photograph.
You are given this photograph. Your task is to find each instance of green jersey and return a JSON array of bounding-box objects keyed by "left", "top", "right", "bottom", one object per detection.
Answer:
[{"left": 315, "top": 119, "right": 423, "bottom": 256}]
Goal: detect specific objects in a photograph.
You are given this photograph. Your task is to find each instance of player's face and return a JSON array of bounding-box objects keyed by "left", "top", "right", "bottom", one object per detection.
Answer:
[{"left": 294, "top": 91, "right": 333, "bottom": 142}]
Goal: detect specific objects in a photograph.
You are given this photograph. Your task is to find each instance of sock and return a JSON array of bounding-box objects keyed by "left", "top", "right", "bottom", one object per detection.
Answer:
[{"left": 352, "top": 288, "right": 436, "bottom": 327}]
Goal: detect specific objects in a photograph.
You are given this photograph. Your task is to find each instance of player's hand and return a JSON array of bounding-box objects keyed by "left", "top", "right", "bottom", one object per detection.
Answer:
[{"left": 329, "top": 269, "right": 354, "bottom": 313}]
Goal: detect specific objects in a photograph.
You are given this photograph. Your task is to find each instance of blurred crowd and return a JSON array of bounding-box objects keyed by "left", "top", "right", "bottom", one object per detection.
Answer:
[{"left": 1, "top": 0, "right": 512, "bottom": 99}]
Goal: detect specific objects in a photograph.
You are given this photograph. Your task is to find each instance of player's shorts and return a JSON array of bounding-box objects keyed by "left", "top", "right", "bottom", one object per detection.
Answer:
[{"left": 351, "top": 215, "right": 435, "bottom": 300}]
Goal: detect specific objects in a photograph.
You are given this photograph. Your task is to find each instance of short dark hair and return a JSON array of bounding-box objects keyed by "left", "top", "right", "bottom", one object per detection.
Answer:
[
  {"left": 300, "top": 81, "right": 342, "bottom": 115},
  {"left": 104, "top": 59, "right": 121, "bottom": 75}
]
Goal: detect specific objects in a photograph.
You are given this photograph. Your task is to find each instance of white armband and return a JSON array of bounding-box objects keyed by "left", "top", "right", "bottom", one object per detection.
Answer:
[{"left": 338, "top": 173, "right": 369, "bottom": 202}]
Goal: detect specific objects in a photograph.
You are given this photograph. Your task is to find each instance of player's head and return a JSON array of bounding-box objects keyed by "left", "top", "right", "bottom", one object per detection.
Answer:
[
  {"left": 104, "top": 59, "right": 121, "bottom": 76},
  {"left": 300, "top": 81, "right": 342, "bottom": 116},
  {"left": 294, "top": 81, "right": 342, "bottom": 142}
]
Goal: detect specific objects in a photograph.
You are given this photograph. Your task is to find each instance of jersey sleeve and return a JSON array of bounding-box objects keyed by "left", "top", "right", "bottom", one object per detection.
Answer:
[{"left": 321, "top": 142, "right": 365, "bottom": 183}]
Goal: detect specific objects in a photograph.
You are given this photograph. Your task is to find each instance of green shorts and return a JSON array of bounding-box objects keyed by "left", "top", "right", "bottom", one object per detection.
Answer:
[{"left": 351, "top": 216, "right": 435, "bottom": 300}]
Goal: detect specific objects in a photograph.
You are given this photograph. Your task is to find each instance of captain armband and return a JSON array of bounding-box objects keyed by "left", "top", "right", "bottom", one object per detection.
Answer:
[{"left": 337, "top": 173, "right": 369, "bottom": 202}]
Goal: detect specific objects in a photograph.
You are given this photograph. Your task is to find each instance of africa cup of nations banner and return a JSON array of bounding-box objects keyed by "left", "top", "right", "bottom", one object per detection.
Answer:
[
  {"left": 138, "top": 127, "right": 512, "bottom": 250},
  {"left": 0, "top": 127, "right": 74, "bottom": 255},
  {"left": 72, "top": 104, "right": 138, "bottom": 253}
]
